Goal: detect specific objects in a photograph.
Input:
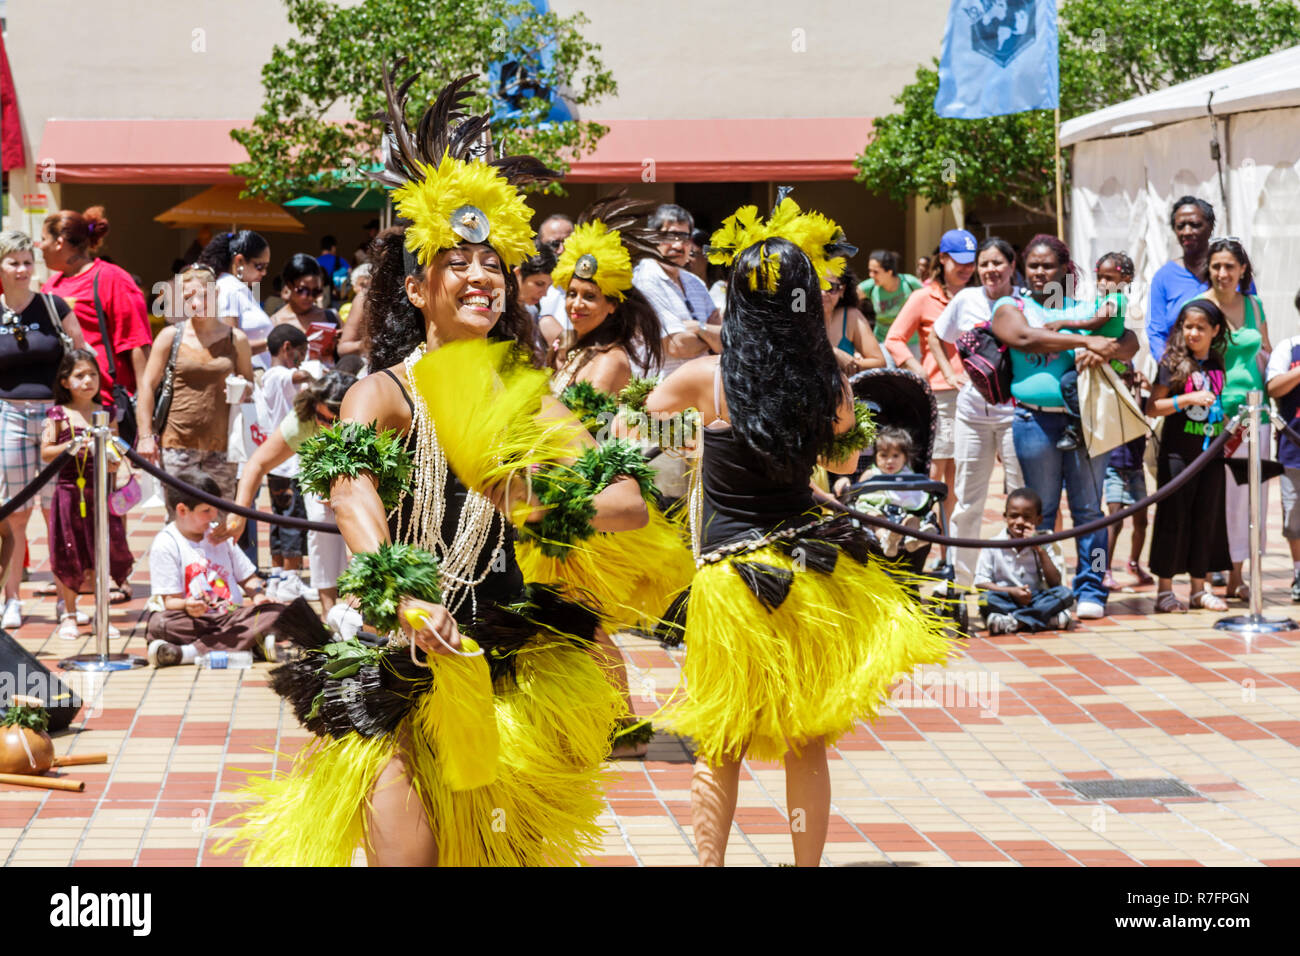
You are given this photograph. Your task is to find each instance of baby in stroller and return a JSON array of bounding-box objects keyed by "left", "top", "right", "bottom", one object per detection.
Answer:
[{"left": 833, "top": 426, "right": 939, "bottom": 557}]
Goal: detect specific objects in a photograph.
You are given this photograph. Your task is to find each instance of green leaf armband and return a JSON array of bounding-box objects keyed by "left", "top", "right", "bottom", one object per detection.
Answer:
[
  {"left": 825, "top": 400, "right": 877, "bottom": 462},
  {"left": 521, "top": 440, "right": 661, "bottom": 556},
  {"left": 297, "top": 421, "right": 413, "bottom": 511},
  {"left": 336, "top": 543, "right": 443, "bottom": 635},
  {"left": 616, "top": 376, "right": 658, "bottom": 413},
  {"left": 559, "top": 381, "right": 618, "bottom": 437}
]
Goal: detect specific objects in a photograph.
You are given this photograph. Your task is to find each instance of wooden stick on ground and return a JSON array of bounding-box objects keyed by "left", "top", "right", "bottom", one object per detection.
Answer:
[
  {"left": 0, "top": 773, "right": 84, "bottom": 792},
  {"left": 51, "top": 753, "right": 108, "bottom": 767}
]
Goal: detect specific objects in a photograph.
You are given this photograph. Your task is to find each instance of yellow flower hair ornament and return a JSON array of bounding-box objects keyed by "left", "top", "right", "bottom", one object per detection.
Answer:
[
  {"left": 393, "top": 152, "right": 540, "bottom": 269},
  {"left": 368, "top": 64, "right": 560, "bottom": 270},
  {"left": 551, "top": 220, "right": 634, "bottom": 301},
  {"left": 548, "top": 191, "right": 677, "bottom": 301},
  {"left": 706, "top": 188, "right": 856, "bottom": 292}
]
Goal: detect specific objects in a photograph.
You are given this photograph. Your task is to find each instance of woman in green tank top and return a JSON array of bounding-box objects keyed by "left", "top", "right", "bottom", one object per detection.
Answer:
[
  {"left": 857, "top": 249, "right": 922, "bottom": 350},
  {"left": 1178, "top": 238, "right": 1272, "bottom": 601}
]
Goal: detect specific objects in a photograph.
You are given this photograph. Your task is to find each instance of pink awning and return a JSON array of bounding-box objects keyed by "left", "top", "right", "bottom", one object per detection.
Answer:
[
  {"left": 0, "top": 32, "right": 25, "bottom": 172},
  {"left": 563, "top": 117, "right": 873, "bottom": 182},
  {"left": 37, "top": 119, "right": 251, "bottom": 183},
  {"left": 37, "top": 116, "right": 872, "bottom": 184}
]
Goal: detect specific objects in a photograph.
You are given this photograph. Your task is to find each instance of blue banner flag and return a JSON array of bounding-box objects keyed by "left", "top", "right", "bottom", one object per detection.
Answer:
[{"left": 934, "top": 0, "right": 1059, "bottom": 119}]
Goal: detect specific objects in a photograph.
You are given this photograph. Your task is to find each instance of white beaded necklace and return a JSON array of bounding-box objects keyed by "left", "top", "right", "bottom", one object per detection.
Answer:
[{"left": 391, "top": 344, "right": 505, "bottom": 619}]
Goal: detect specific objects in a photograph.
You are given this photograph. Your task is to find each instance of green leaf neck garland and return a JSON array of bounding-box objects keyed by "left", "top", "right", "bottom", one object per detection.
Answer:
[{"left": 825, "top": 400, "right": 877, "bottom": 463}]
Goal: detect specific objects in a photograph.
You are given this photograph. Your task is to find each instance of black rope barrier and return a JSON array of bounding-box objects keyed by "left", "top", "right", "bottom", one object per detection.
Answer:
[
  {"left": 0, "top": 449, "right": 74, "bottom": 523},
  {"left": 833, "top": 415, "right": 1243, "bottom": 550},
  {"left": 1278, "top": 417, "right": 1300, "bottom": 452},
  {"left": 122, "top": 446, "right": 342, "bottom": 534}
]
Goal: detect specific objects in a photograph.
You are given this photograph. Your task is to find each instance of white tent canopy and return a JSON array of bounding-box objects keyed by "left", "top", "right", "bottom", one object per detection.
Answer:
[
  {"left": 1061, "top": 46, "right": 1300, "bottom": 146},
  {"left": 1064, "top": 46, "right": 1300, "bottom": 345}
]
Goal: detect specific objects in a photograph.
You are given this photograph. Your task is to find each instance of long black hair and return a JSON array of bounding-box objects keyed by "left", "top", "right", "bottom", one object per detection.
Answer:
[
  {"left": 721, "top": 237, "right": 841, "bottom": 482},
  {"left": 197, "top": 230, "right": 268, "bottom": 275},
  {"left": 564, "top": 282, "right": 664, "bottom": 376},
  {"left": 366, "top": 225, "right": 543, "bottom": 371},
  {"left": 1206, "top": 237, "right": 1254, "bottom": 293},
  {"left": 1161, "top": 298, "right": 1228, "bottom": 390},
  {"left": 52, "top": 348, "right": 102, "bottom": 406}
]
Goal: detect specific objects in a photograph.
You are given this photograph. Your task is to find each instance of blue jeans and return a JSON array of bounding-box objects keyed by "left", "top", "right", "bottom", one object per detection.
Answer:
[
  {"left": 1012, "top": 406, "right": 1109, "bottom": 608},
  {"left": 981, "top": 585, "right": 1076, "bottom": 631}
]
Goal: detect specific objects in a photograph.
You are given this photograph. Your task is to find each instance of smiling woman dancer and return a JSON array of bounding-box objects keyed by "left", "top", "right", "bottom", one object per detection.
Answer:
[
  {"left": 223, "top": 69, "right": 652, "bottom": 867},
  {"left": 646, "top": 195, "right": 956, "bottom": 866}
]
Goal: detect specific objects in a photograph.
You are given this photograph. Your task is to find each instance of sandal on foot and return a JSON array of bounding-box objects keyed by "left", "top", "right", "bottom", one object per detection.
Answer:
[
  {"left": 57, "top": 613, "right": 80, "bottom": 641},
  {"left": 1127, "top": 562, "right": 1154, "bottom": 586},
  {"left": 1232, "top": 584, "right": 1250, "bottom": 603},
  {"left": 1155, "top": 591, "right": 1187, "bottom": 614},
  {"left": 109, "top": 584, "right": 133, "bottom": 605},
  {"left": 1190, "top": 589, "right": 1228, "bottom": 612}
]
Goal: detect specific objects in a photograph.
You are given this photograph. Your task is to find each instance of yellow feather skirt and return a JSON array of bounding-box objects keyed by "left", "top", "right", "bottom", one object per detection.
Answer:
[
  {"left": 515, "top": 505, "right": 695, "bottom": 632},
  {"left": 660, "top": 548, "right": 957, "bottom": 765},
  {"left": 216, "top": 641, "right": 623, "bottom": 867}
]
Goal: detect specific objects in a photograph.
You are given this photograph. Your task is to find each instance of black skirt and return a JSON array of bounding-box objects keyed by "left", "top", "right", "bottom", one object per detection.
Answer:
[{"left": 1149, "top": 453, "right": 1230, "bottom": 579}]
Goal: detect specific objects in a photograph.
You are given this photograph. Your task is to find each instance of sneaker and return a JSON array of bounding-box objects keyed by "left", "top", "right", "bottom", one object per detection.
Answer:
[
  {"left": 264, "top": 572, "right": 283, "bottom": 603},
  {"left": 1077, "top": 600, "right": 1106, "bottom": 620},
  {"left": 1055, "top": 424, "right": 1081, "bottom": 451},
  {"left": 301, "top": 585, "right": 320, "bottom": 603},
  {"left": 55, "top": 600, "right": 91, "bottom": 626},
  {"left": 1057, "top": 610, "right": 1076, "bottom": 630},
  {"left": 147, "top": 639, "right": 182, "bottom": 667},
  {"left": 1, "top": 598, "right": 21, "bottom": 630},
  {"left": 986, "top": 613, "right": 1019, "bottom": 635},
  {"left": 1291, "top": 574, "right": 1300, "bottom": 604}
]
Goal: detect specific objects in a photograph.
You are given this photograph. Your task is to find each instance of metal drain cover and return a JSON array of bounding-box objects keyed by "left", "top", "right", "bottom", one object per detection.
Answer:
[{"left": 1064, "top": 778, "right": 1198, "bottom": 799}]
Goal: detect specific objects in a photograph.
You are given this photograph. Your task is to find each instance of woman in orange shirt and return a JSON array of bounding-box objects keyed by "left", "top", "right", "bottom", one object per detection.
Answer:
[{"left": 883, "top": 230, "right": 977, "bottom": 565}]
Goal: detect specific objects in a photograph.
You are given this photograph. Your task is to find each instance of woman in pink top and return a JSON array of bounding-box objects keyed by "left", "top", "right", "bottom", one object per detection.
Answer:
[{"left": 883, "top": 230, "right": 977, "bottom": 563}]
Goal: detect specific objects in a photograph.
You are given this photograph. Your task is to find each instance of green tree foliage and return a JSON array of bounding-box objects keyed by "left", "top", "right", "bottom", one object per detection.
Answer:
[
  {"left": 855, "top": 0, "right": 1300, "bottom": 220},
  {"left": 234, "top": 0, "right": 617, "bottom": 201}
]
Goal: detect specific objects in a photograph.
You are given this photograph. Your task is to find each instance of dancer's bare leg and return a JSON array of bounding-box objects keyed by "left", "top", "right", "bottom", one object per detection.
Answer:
[
  {"left": 691, "top": 752, "right": 744, "bottom": 866},
  {"left": 784, "top": 738, "right": 830, "bottom": 867},
  {"left": 588, "top": 626, "right": 646, "bottom": 757},
  {"left": 364, "top": 753, "right": 437, "bottom": 866}
]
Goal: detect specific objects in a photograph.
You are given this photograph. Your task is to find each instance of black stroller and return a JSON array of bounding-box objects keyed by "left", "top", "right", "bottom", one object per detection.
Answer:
[{"left": 839, "top": 368, "right": 970, "bottom": 637}]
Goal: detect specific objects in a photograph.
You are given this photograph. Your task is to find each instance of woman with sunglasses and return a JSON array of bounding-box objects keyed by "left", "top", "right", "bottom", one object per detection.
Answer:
[
  {"left": 821, "top": 266, "right": 885, "bottom": 375},
  {"left": 0, "top": 230, "right": 86, "bottom": 631},
  {"left": 135, "top": 264, "right": 255, "bottom": 498},
  {"left": 198, "top": 229, "right": 274, "bottom": 370},
  {"left": 216, "top": 370, "right": 356, "bottom": 616},
  {"left": 270, "top": 253, "right": 341, "bottom": 364}
]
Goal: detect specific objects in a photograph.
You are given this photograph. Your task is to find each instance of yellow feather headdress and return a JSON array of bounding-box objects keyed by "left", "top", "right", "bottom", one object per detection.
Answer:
[
  {"left": 369, "top": 64, "right": 560, "bottom": 270},
  {"left": 551, "top": 220, "right": 633, "bottom": 301},
  {"left": 706, "top": 190, "right": 856, "bottom": 292},
  {"left": 549, "top": 192, "right": 675, "bottom": 301}
]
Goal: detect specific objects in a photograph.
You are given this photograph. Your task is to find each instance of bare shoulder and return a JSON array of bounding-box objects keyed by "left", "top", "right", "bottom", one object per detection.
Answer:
[{"left": 340, "top": 363, "right": 411, "bottom": 434}]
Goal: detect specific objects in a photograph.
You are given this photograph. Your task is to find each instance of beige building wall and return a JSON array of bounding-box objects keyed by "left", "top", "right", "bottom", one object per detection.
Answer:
[{"left": 4, "top": 0, "right": 955, "bottom": 282}]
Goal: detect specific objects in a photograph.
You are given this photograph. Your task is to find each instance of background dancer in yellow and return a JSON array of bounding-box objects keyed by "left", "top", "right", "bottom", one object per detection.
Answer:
[{"left": 646, "top": 195, "right": 957, "bottom": 866}]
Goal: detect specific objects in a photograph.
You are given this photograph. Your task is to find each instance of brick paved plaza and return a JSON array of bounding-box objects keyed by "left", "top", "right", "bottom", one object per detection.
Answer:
[{"left": 2, "top": 475, "right": 1299, "bottom": 868}]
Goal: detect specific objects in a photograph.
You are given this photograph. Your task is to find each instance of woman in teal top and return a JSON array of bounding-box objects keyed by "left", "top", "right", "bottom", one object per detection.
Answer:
[
  {"left": 1175, "top": 237, "right": 1272, "bottom": 601},
  {"left": 990, "top": 235, "right": 1140, "bottom": 620},
  {"left": 823, "top": 267, "right": 885, "bottom": 374}
]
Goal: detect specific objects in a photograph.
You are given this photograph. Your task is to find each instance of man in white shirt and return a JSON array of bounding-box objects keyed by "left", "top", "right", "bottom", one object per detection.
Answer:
[{"left": 632, "top": 203, "right": 720, "bottom": 378}]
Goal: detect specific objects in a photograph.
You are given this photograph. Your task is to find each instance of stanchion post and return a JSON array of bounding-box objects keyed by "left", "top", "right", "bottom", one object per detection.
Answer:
[
  {"left": 1216, "top": 389, "right": 1296, "bottom": 635},
  {"left": 61, "top": 412, "right": 144, "bottom": 672}
]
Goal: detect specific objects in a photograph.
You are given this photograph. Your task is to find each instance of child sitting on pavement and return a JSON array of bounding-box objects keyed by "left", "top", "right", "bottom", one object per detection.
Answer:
[
  {"left": 146, "top": 468, "right": 320, "bottom": 667},
  {"left": 834, "top": 426, "right": 937, "bottom": 557},
  {"left": 975, "top": 487, "right": 1075, "bottom": 634}
]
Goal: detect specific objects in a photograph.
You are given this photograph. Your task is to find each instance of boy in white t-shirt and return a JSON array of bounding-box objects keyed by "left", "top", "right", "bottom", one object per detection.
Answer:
[
  {"left": 260, "top": 324, "right": 313, "bottom": 599},
  {"left": 146, "top": 468, "right": 320, "bottom": 666}
]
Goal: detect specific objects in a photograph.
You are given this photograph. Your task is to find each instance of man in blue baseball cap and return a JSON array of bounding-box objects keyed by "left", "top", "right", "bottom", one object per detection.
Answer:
[{"left": 939, "top": 228, "right": 978, "bottom": 265}]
